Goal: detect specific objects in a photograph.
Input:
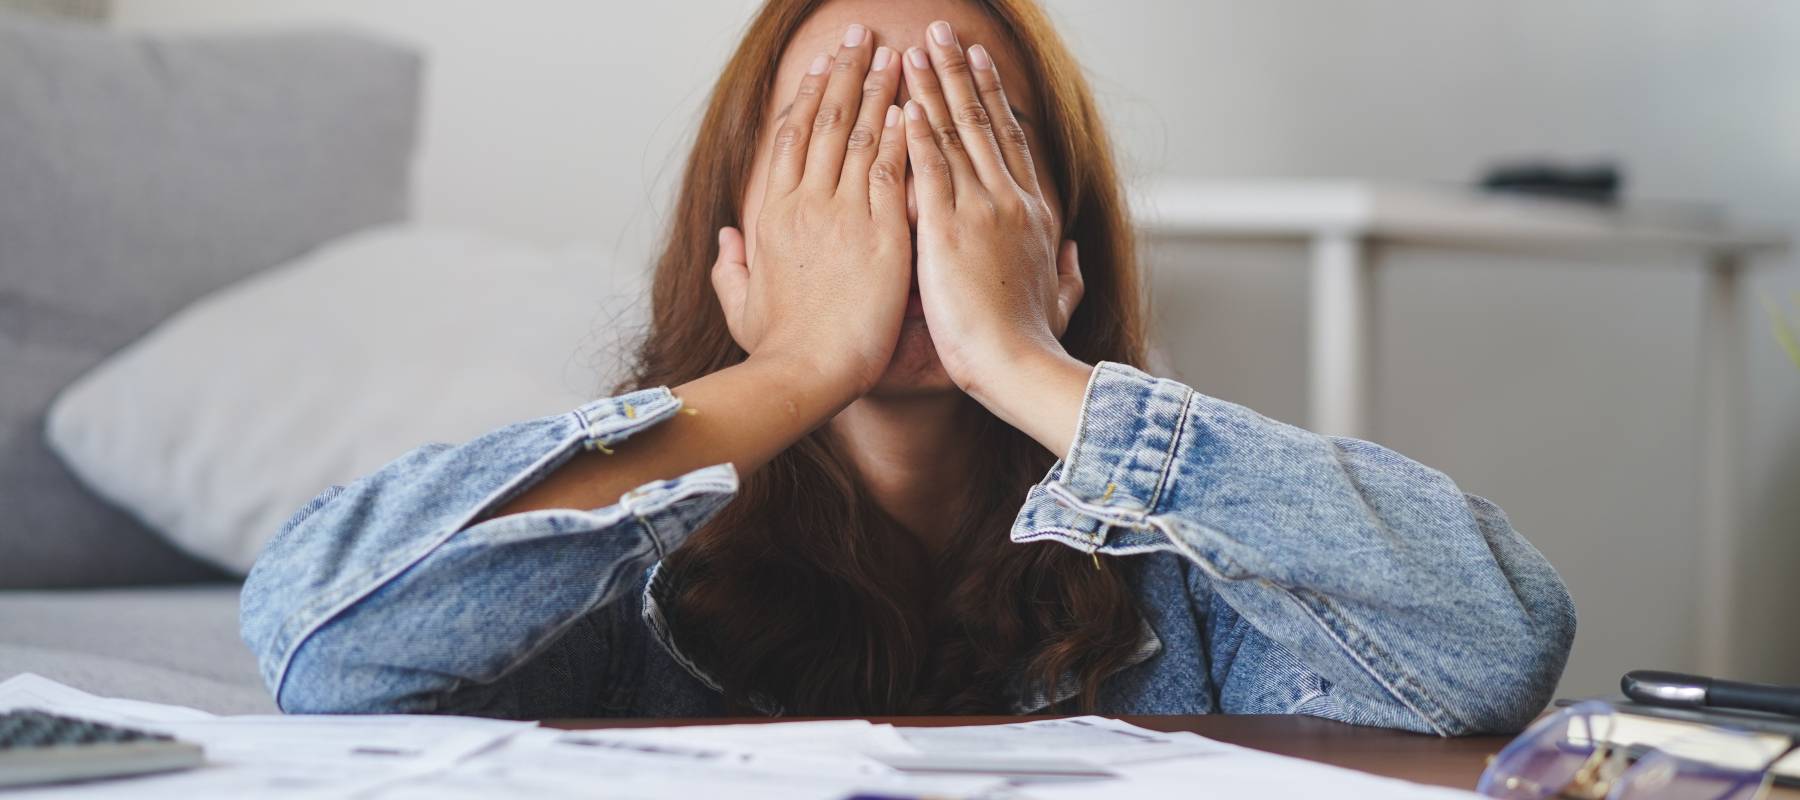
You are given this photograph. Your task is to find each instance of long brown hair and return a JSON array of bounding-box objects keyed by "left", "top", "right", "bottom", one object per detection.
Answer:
[{"left": 624, "top": 0, "right": 1148, "bottom": 714}]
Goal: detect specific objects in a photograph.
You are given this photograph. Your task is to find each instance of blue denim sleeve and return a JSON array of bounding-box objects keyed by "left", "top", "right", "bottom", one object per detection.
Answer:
[
  {"left": 1011, "top": 362, "right": 1577, "bottom": 735},
  {"left": 239, "top": 387, "right": 738, "bottom": 717}
]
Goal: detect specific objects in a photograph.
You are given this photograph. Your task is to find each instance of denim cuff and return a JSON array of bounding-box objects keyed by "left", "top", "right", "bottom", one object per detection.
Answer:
[
  {"left": 260, "top": 386, "right": 733, "bottom": 702},
  {"left": 1010, "top": 361, "right": 1193, "bottom": 554},
  {"left": 570, "top": 387, "right": 739, "bottom": 556},
  {"left": 572, "top": 387, "right": 687, "bottom": 453}
]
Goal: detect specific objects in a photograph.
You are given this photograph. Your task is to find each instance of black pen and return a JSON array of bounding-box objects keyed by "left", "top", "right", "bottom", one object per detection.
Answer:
[{"left": 1622, "top": 670, "right": 1800, "bottom": 718}]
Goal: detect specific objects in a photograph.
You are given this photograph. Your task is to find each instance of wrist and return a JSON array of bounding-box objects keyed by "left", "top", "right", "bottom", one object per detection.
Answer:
[
  {"left": 958, "top": 334, "right": 1066, "bottom": 403},
  {"left": 964, "top": 342, "right": 1094, "bottom": 458},
  {"left": 742, "top": 347, "right": 868, "bottom": 409}
]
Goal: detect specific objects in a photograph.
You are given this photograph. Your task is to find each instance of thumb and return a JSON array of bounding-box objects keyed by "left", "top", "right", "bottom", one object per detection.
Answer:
[
  {"left": 710, "top": 226, "right": 751, "bottom": 343},
  {"left": 1053, "top": 239, "right": 1085, "bottom": 336}
]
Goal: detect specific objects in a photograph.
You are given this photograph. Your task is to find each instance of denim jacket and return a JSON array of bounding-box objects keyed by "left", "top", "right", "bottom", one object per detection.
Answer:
[{"left": 240, "top": 362, "right": 1575, "bottom": 735}]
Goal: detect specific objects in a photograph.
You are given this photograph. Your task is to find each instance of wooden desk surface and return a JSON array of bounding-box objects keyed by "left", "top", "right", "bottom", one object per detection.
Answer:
[{"left": 548, "top": 714, "right": 1509, "bottom": 792}]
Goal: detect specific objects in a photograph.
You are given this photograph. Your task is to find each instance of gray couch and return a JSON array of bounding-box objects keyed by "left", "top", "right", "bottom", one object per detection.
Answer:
[{"left": 0, "top": 12, "right": 421, "bottom": 713}]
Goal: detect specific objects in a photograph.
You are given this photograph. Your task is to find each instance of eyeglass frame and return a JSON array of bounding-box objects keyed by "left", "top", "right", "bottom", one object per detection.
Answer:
[{"left": 1477, "top": 699, "right": 1800, "bottom": 800}]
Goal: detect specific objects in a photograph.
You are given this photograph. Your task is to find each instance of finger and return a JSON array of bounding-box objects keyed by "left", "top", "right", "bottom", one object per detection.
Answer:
[
  {"left": 1053, "top": 239, "right": 1085, "bottom": 335},
  {"left": 867, "top": 105, "right": 907, "bottom": 220},
  {"left": 765, "top": 51, "right": 833, "bottom": 196},
  {"left": 968, "top": 43, "right": 1039, "bottom": 195},
  {"left": 837, "top": 45, "right": 900, "bottom": 198},
  {"left": 801, "top": 23, "right": 875, "bottom": 191},
  {"left": 901, "top": 45, "right": 979, "bottom": 197},
  {"left": 920, "top": 20, "right": 1011, "bottom": 189},
  {"left": 710, "top": 226, "right": 750, "bottom": 342},
  {"left": 903, "top": 100, "right": 954, "bottom": 214}
]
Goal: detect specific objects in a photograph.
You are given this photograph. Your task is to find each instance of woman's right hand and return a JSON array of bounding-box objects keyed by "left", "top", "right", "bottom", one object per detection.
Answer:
[{"left": 712, "top": 25, "right": 910, "bottom": 398}]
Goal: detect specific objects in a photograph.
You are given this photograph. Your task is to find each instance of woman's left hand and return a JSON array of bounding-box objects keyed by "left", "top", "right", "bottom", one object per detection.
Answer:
[{"left": 901, "top": 20, "right": 1094, "bottom": 457}]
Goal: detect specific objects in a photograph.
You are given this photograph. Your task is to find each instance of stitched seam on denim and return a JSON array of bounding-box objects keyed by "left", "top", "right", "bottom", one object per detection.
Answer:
[
  {"left": 479, "top": 533, "right": 661, "bottom": 690},
  {"left": 1093, "top": 542, "right": 1179, "bottom": 556},
  {"left": 1044, "top": 482, "right": 1151, "bottom": 527},
  {"left": 283, "top": 485, "right": 347, "bottom": 533},
  {"left": 572, "top": 401, "right": 601, "bottom": 435},
  {"left": 620, "top": 467, "right": 738, "bottom": 558},
  {"left": 636, "top": 508, "right": 668, "bottom": 563},
  {"left": 1143, "top": 385, "right": 1194, "bottom": 517},
  {"left": 1012, "top": 529, "right": 1085, "bottom": 545},
  {"left": 269, "top": 425, "right": 590, "bottom": 707},
  {"left": 1306, "top": 593, "right": 1466, "bottom": 735},
  {"left": 624, "top": 468, "right": 739, "bottom": 514},
  {"left": 1146, "top": 514, "right": 1451, "bottom": 737},
  {"left": 1279, "top": 588, "right": 1451, "bottom": 736},
  {"left": 640, "top": 563, "right": 725, "bottom": 693},
  {"left": 582, "top": 389, "right": 681, "bottom": 447},
  {"left": 1011, "top": 528, "right": 1177, "bottom": 558}
]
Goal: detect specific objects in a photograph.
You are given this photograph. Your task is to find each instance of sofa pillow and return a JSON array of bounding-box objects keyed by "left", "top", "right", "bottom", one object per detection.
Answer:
[
  {"left": 45, "top": 225, "right": 645, "bottom": 574},
  {"left": 0, "top": 13, "right": 421, "bottom": 587}
]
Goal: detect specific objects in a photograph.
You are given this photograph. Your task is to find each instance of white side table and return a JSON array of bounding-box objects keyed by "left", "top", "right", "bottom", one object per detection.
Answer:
[{"left": 1133, "top": 179, "right": 1789, "bottom": 675}]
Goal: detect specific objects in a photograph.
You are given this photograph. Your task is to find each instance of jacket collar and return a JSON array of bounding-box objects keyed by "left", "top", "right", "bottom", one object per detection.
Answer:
[{"left": 640, "top": 560, "right": 1162, "bottom": 716}]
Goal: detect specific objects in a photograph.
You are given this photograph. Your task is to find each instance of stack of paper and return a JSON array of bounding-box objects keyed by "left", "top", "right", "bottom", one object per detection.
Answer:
[
  {"left": 0, "top": 673, "right": 531, "bottom": 798},
  {"left": 0, "top": 674, "right": 1478, "bottom": 798}
]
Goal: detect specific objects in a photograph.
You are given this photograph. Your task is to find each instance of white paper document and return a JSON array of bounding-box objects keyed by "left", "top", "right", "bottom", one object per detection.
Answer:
[
  {"left": 0, "top": 674, "right": 530, "bottom": 799},
  {"left": 1009, "top": 743, "right": 1483, "bottom": 799},
  {"left": 375, "top": 726, "right": 1004, "bottom": 800},
  {"left": 0, "top": 674, "right": 1479, "bottom": 799}
]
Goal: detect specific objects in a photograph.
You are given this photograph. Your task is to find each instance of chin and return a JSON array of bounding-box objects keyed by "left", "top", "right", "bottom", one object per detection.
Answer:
[{"left": 868, "top": 319, "right": 959, "bottom": 397}]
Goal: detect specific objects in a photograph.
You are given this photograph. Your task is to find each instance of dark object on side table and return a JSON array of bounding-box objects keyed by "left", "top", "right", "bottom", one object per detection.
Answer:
[{"left": 1480, "top": 161, "right": 1622, "bottom": 205}]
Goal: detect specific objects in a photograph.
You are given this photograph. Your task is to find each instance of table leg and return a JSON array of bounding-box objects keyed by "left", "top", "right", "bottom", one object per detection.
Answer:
[
  {"left": 1698, "top": 254, "right": 1744, "bottom": 677},
  {"left": 1308, "top": 233, "right": 1372, "bottom": 439}
]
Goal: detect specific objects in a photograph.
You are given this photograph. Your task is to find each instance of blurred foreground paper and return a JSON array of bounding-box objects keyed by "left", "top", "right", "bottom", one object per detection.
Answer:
[{"left": 0, "top": 674, "right": 1479, "bottom": 798}]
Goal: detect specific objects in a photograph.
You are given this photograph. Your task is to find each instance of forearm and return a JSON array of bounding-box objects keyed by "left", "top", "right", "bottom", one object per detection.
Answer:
[
  {"left": 964, "top": 344, "right": 1094, "bottom": 460},
  {"left": 486, "top": 353, "right": 857, "bottom": 520},
  {"left": 255, "top": 354, "right": 853, "bottom": 714}
]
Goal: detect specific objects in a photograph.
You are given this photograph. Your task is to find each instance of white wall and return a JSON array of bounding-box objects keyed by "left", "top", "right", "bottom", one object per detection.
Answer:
[
  {"left": 111, "top": 0, "right": 1800, "bottom": 698},
  {"left": 1061, "top": 0, "right": 1800, "bottom": 699}
]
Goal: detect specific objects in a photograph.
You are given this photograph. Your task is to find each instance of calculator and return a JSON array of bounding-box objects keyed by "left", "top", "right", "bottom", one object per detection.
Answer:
[{"left": 0, "top": 709, "right": 204, "bottom": 788}]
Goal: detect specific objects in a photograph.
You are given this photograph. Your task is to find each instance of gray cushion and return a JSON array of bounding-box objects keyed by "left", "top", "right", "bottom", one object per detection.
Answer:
[
  {"left": 0, "top": 14, "right": 421, "bottom": 587},
  {"left": 0, "top": 585, "right": 275, "bottom": 715}
]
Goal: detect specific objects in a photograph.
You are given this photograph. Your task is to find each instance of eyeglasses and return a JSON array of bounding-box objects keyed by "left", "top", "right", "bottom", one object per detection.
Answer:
[{"left": 1477, "top": 700, "right": 1798, "bottom": 800}]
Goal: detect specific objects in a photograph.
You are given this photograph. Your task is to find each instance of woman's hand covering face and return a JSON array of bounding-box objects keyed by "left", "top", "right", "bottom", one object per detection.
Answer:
[
  {"left": 714, "top": 19, "right": 1080, "bottom": 401},
  {"left": 712, "top": 25, "right": 910, "bottom": 395},
  {"left": 900, "top": 21, "right": 1082, "bottom": 398}
]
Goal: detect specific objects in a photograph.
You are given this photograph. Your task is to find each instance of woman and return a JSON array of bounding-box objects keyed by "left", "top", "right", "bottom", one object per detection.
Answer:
[{"left": 241, "top": 0, "right": 1575, "bottom": 735}]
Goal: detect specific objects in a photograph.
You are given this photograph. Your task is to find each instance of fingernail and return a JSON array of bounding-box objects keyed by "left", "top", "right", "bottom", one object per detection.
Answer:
[
  {"left": 929, "top": 21, "right": 952, "bottom": 46},
  {"left": 907, "top": 47, "right": 928, "bottom": 69},
  {"left": 885, "top": 105, "right": 900, "bottom": 127},
  {"left": 905, "top": 101, "right": 923, "bottom": 121},
  {"left": 872, "top": 46, "right": 892, "bottom": 71},
  {"left": 969, "top": 44, "right": 993, "bottom": 71},
  {"left": 808, "top": 53, "right": 829, "bottom": 75},
  {"left": 843, "top": 23, "right": 865, "bottom": 47}
]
